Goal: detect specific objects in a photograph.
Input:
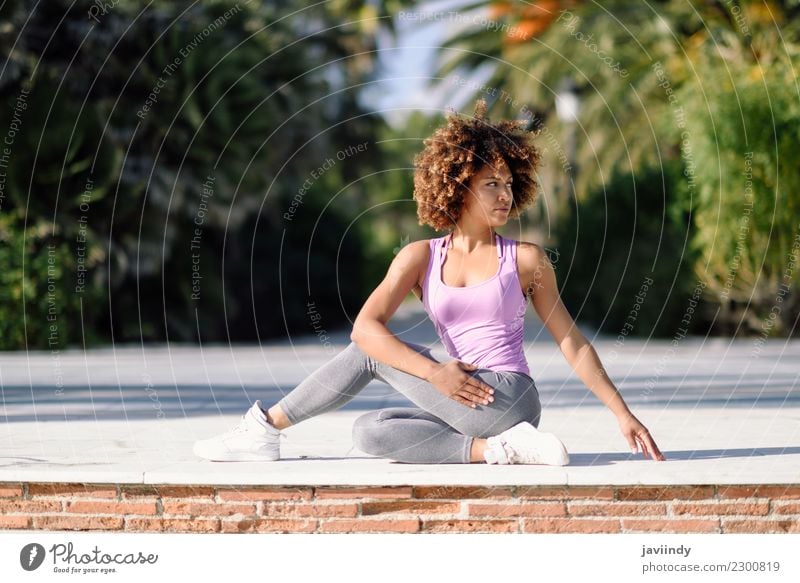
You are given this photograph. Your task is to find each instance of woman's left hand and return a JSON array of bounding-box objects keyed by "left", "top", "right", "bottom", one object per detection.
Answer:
[{"left": 617, "top": 412, "right": 666, "bottom": 461}]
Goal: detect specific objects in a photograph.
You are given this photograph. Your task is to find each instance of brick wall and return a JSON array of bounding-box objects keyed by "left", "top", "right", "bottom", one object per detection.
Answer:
[{"left": 1, "top": 483, "right": 798, "bottom": 533}]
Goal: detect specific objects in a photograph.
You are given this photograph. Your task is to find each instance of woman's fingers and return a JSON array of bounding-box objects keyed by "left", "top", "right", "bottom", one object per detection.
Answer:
[
  {"left": 466, "top": 378, "right": 494, "bottom": 401},
  {"left": 459, "top": 390, "right": 485, "bottom": 406},
  {"left": 452, "top": 378, "right": 491, "bottom": 404},
  {"left": 452, "top": 388, "right": 483, "bottom": 407},
  {"left": 637, "top": 436, "right": 650, "bottom": 458},
  {"left": 625, "top": 433, "right": 638, "bottom": 454},
  {"left": 643, "top": 434, "right": 665, "bottom": 461},
  {"left": 636, "top": 433, "right": 663, "bottom": 461},
  {"left": 457, "top": 394, "right": 477, "bottom": 408},
  {"left": 465, "top": 386, "right": 492, "bottom": 404},
  {"left": 475, "top": 382, "right": 495, "bottom": 400}
]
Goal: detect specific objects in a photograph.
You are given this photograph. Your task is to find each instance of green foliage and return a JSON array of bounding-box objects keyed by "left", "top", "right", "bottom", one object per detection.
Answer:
[
  {"left": 554, "top": 161, "right": 704, "bottom": 338},
  {"left": 357, "top": 110, "right": 444, "bottom": 288},
  {"left": 0, "top": 0, "right": 411, "bottom": 348},
  {"left": 0, "top": 217, "right": 107, "bottom": 349},
  {"left": 433, "top": 0, "right": 800, "bottom": 336},
  {"left": 667, "top": 57, "right": 800, "bottom": 334}
]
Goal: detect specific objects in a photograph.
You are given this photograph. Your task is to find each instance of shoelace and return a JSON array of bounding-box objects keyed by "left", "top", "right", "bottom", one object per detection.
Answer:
[
  {"left": 224, "top": 416, "right": 248, "bottom": 436},
  {"left": 500, "top": 437, "right": 517, "bottom": 464},
  {"left": 503, "top": 436, "right": 541, "bottom": 464},
  {"left": 226, "top": 415, "right": 289, "bottom": 440}
]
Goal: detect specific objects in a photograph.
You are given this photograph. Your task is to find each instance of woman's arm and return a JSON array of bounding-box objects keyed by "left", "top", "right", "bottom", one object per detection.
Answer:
[
  {"left": 518, "top": 242, "right": 665, "bottom": 460},
  {"left": 350, "top": 240, "right": 439, "bottom": 380},
  {"left": 349, "top": 240, "right": 495, "bottom": 407}
]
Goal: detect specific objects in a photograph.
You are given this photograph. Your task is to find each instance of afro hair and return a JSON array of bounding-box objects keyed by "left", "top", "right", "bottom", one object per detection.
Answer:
[{"left": 412, "top": 98, "right": 543, "bottom": 231}]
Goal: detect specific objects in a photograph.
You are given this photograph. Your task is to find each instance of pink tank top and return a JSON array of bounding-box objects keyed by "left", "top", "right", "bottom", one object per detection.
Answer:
[{"left": 422, "top": 231, "right": 530, "bottom": 376}]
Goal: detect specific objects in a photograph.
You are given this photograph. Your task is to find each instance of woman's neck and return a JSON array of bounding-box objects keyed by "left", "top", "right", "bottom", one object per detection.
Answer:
[{"left": 449, "top": 225, "right": 496, "bottom": 253}]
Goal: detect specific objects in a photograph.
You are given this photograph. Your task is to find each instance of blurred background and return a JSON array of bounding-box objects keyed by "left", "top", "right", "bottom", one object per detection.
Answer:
[{"left": 0, "top": 0, "right": 798, "bottom": 350}]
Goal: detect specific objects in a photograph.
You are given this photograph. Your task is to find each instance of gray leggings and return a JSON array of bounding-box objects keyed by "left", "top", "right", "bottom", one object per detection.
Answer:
[{"left": 276, "top": 341, "right": 541, "bottom": 464}]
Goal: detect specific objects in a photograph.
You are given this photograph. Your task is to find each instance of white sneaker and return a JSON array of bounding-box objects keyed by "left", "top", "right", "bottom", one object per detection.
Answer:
[
  {"left": 193, "top": 400, "right": 285, "bottom": 461},
  {"left": 484, "top": 421, "right": 570, "bottom": 466}
]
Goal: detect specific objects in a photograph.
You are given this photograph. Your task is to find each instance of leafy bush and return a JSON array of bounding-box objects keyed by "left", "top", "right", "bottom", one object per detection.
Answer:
[
  {"left": 0, "top": 0, "right": 402, "bottom": 348},
  {"left": 553, "top": 161, "right": 706, "bottom": 338},
  {"left": 667, "top": 57, "right": 800, "bottom": 335}
]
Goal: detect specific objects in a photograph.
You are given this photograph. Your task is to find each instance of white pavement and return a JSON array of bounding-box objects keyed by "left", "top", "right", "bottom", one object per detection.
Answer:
[{"left": 1, "top": 300, "right": 798, "bottom": 486}]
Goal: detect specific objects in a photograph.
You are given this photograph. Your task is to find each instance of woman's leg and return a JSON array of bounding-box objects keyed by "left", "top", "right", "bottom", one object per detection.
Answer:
[
  {"left": 351, "top": 407, "right": 476, "bottom": 464},
  {"left": 197, "top": 340, "right": 556, "bottom": 465},
  {"left": 273, "top": 340, "right": 540, "bottom": 439},
  {"left": 272, "top": 340, "right": 398, "bottom": 427}
]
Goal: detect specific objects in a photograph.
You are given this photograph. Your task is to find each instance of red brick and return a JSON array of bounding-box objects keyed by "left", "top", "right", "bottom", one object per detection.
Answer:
[
  {"left": 0, "top": 515, "right": 31, "bottom": 529},
  {"left": 217, "top": 487, "right": 313, "bottom": 502},
  {"left": 156, "top": 486, "right": 216, "bottom": 500},
  {"left": 672, "top": 501, "right": 770, "bottom": 516},
  {"left": 422, "top": 519, "right": 518, "bottom": 533},
  {"left": 522, "top": 518, "right": 620, "bottom": 533},
  {"left": 718, "top": 485, "right": 800, "bottom": 499},
  {"left": 162, "top": 501, "right": 256, "bottom": 517},
  {"left": 0, "top": 500, "right": 62, "bottom": 513},
  {"left": 221, "top": 519, "right": 256, "bottom": 533},
  {"left": 771, "top": 501, "right": 800, "bottom": 515},
  {"left": 222, "top": 518, "right": 317, "bottom": 533},
  {"left": 120, "top": 486, "right": 161, "bottom": 500},
  {"left": 34, "top": 516, "right": 123, "bottom": 531},
  {"left": 361, "top": 500, "right": 460, "bottom": 516},
  {"left": 262, "top": 503, "right": 358, "bottom": 518},
  {"left": 0, "top": 484, "right": 23, "bottom": 498},
  {"left": 568, "top": 502, "right": 666, "bottom": 517},
  {"left": 125, "top": 517, "right": 220, "bottom": 533},
  {"left": 28, "top": 483, "right": 117, "bottom": 499},
  {"left": 320, "top": 519, "right": 419, "bottom": 533},
  {"left": 516, "top": 486, "right": 614, "bottom": 500},
  {"left": 617, "top": 486, "right": 715, "bottom": 502},
  {"left": 314, "top": 487, "right": 413, "bottom": 499},
  {"left": 412, "top": 486, "right": 514, "bottom": 499},
  {"left": 622, "top": 519, "right": 719, "bottom": 533},
  {"left": 65, "top": 501, "right": 157, "bottom": 515},
  {"left": 467, "top": 502, "right": 566, "bottom": 518},
  {"left": 722, "top": 519, "right": 800, "bottom": 533}
]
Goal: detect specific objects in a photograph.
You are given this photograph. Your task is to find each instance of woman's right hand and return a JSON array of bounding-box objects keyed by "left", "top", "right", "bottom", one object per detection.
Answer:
[{"left": 426, "top": 361, "right": 495, "bottom": 408}]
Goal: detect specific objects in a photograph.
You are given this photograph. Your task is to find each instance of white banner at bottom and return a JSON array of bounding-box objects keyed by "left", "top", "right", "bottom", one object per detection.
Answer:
[{"left": 1, "top": 532, "right": 798, "bottom": 582}]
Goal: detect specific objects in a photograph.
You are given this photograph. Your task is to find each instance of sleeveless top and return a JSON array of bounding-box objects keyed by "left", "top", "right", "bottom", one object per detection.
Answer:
[{"left": 421, "top": 231, "right": 530, "bottom": 376}]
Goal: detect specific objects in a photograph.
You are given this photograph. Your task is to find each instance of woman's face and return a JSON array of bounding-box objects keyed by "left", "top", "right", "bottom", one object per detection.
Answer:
[{"left": 459, "top": 160, "right": 514, "bottom": 228}]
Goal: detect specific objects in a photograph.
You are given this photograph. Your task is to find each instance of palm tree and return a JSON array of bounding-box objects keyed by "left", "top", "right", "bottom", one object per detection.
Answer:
[
  {"left": 433, "top": 0, "right": 797, "bottom": 202},
  {"left": 429, "top": 0, "right": 800, "bottom": 335}
]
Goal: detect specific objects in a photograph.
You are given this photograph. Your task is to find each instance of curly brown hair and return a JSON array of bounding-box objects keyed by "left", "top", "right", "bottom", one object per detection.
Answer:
[{"left": 412, "top": 98, "right": 543, "bottom": 232}]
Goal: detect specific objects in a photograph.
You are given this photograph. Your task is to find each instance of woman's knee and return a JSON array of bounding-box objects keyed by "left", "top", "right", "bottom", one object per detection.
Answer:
[
  {"left": 351, "top": 410, "right": 390, "bottom": 455},
  {"left": 343, "top": 340, "right": 367, "bottom": 359},
  {"left": 464, "top": 395, "right": 542, "bottom": 438},
  {"left": 462, "top": 377, "right": 541, "bottom": 437}
]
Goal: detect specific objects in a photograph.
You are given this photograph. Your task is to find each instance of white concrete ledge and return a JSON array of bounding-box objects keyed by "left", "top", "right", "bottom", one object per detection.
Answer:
[
  {"left": 1, "top": 302, "right": 798, "bottom": 487},
  {"left": 1, "top": 408, "right": 798, "bottom": 486}
]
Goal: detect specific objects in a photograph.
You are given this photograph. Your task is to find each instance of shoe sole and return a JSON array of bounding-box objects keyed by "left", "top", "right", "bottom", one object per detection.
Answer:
[
  {"left": 511, "top": 423, "right": 570, "bottom": 466},
  {"left": 193, "top": 444, "right": 280, "bottom": 462}
]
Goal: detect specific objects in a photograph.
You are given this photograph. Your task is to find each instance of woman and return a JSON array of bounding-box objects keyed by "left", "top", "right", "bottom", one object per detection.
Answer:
[{"left": 194, "top": 99, "right": 665, "bottom": 465}]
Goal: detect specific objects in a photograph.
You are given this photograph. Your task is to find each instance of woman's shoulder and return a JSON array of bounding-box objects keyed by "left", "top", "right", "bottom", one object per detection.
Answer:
[
  {"left": 397, "top": 235, "right": 446, "bottom": 255},
  {"left": 499, "top": 234, "right": 539, "bottom": 251},
  {"left": 512, "top": 239, "right": 551, "bottom": 270},
  {"left": 392, "top": 238, "right": 433, "bottom": 270},
  {"left": 393, "top": 239, "right": 437, "bottom": 299}
]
